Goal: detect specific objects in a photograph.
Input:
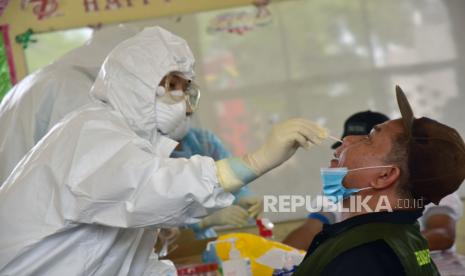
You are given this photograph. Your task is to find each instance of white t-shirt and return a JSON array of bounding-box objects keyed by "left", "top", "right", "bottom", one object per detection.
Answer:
[
  {"left": 419, "top": 192, "right": 463, "bottom": 230},
  {"left": 419, "top": 192, "right": 463, "bottom": 252}
]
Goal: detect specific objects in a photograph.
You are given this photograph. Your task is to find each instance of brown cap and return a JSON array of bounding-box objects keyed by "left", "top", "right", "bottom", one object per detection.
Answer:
[{"left": 396, "top": 85, "right": 465, "bottom": 204}]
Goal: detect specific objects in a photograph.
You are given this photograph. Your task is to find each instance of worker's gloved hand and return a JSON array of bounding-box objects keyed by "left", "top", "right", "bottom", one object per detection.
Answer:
[
  {"left": 237, "top": 196, "right": 263, "bottom": 218},
  {"left": 216, "top": 118, "right": 328, "bottom": 192},
  {"left": 244, "top": 118, "right": 328, "bottom": 175},
  {"left": 199, "top": 205, "right": 249, "bottom": 228}
]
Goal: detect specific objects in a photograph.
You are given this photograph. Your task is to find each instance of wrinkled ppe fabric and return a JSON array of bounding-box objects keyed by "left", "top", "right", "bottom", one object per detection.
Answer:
[
  {"left": 0, "top": 26, "right": 233, "bottom": 275},
  {"left": 0, "top": 67, "right": 93, "bottom": 185},
  {"left": 0, "top": 24, "right": 138, "bottom": 186}
]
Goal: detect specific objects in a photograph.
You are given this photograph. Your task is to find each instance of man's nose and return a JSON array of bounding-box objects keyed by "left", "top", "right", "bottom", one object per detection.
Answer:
[
  {"left": 335, "top": 135, "right": 364, "bottom": 155},
  {"left": 342, "top": 135, "right": 365, "bottom": 145}
]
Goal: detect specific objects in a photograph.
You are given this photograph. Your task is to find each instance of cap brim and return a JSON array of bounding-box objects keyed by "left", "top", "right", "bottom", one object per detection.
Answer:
[
  {"left": 331, "top": 141, "right": 342, "bottom": 149},
  {"left": 396, "top": 85, "right": 414, "bottom": 137}
]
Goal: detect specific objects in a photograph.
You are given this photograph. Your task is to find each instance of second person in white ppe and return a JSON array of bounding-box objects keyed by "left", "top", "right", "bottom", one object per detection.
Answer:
[
  {"left": 0, "top": 24, "right": 139, "bottom": 185},
  {"left": 0, "top": 26, "right": 328, "bottom": 275}
]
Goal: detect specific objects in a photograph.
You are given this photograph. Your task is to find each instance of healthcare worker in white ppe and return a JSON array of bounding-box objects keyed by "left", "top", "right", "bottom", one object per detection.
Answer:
[
  {"left": 0, "top": 26, "right": 328, "bottom": 275},
  {"left": 0, "top": 24, "right": 138, "bottom": 185}
]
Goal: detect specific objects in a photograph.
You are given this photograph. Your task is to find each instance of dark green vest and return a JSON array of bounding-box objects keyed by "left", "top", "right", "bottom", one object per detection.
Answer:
[{"left": 294, "top": 222, "right": 439, "bottom": 276}]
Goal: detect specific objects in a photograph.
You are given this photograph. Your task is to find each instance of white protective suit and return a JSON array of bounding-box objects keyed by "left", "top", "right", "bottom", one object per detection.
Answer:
[
  {"left": 0, "top": 25, "right": 138, "bottom": 185},
  {"left": 0, "top": 26, "right": 234, "bottom": 275}
]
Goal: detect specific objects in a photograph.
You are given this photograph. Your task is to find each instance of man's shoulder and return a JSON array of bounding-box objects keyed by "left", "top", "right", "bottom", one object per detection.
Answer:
[{"left": 322, "top": 239, "right": 404, "bottom": 275}]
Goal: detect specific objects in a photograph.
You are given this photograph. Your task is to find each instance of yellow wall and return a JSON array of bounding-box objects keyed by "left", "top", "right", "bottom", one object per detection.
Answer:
[{"left": 1, "top": 0, "right": 270, "bottom": 81}]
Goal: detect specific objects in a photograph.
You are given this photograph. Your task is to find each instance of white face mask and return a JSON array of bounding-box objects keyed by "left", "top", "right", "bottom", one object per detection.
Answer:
[
  {"left": 168, "top": 116, "right": 191, "bottom": 141},
  {"left": 155, "top": 97, "right": 187, "bottom": 137}
]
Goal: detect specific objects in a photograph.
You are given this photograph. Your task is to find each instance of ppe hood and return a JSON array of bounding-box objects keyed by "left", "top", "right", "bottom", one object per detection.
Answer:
[{"left": 90, "top": 26, "right": 196, "bottom": 144}]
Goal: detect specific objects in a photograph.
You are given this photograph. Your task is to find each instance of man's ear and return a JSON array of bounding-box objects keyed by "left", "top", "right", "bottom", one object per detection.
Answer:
[{"left": 372, "top": 166, "right": 400, "bottom": 189}]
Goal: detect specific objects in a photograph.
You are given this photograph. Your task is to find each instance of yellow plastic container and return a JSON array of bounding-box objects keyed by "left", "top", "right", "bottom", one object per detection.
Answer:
[{"left": 214, "top": 233, "right": 304, "bottom": 275}]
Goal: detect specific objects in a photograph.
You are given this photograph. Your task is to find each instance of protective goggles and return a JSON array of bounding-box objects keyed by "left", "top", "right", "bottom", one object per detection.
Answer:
[{"left": 163, "top": 73, "right": 201, "bottom": 112}]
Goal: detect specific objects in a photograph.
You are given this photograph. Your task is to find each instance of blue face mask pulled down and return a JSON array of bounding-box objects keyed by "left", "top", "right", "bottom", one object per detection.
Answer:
[{"left": 320, "top": 166, "right": 392, "bottom": 203}]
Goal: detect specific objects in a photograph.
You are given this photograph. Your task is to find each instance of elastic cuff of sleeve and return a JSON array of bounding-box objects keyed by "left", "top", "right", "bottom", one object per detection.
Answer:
[{"left": 216, "top": 157, "right": 258, "bottom": 192}]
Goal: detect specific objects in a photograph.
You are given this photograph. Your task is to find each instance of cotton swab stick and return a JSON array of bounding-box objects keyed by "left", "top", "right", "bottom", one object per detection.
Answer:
[
  {"left": 328, "top": 135, "right": 343, "bottom": 143},
  {"left": 304, "top": 134, "right": 343, "bottom": 149}
]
